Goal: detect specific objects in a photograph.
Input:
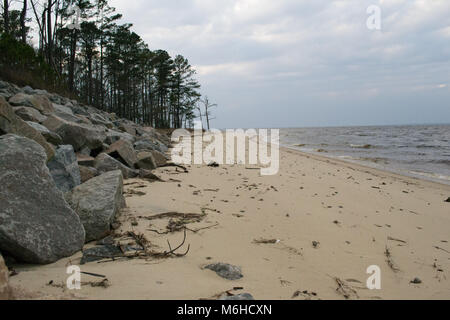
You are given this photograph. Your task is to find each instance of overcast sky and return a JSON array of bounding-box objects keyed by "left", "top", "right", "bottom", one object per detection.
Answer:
[{"left": 110, "top": 0, "right": 450, "bottom": 128}]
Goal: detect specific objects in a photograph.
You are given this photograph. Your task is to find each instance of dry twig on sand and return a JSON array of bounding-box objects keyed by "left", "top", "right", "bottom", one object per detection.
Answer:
[
  {"left": 121, "top": 229, "right": 190, "bottom": 259},
  {"left": 159, "top": 163, "right": 189, "bottom": 173},
  {"left": 385, "top": 246, "right": 400, "bottom": 272},
  {"left": 334, "top": 277, "right": 359, "bottom": 300},
  {"left": 253, "top": 238, "right": 279, "bottom": 244}
]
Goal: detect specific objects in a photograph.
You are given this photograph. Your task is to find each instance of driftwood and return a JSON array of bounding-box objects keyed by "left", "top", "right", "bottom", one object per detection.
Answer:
[
  {"left": 159, "top": 163, "right": 189, "bottom": 173},
  {"left": 253, "top": 238, "right": 279, "bottom": 244},
  {"left": 139, "top": 212, "right": 204, "bottom": 221}
]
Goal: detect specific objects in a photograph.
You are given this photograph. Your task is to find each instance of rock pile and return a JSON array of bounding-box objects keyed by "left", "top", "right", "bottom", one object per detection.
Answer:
[{"left": 0, "top": 80, "right": 171, "bottom": 265}]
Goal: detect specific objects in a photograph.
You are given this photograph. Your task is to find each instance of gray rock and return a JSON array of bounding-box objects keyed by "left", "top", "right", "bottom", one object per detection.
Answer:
[
  {"left": 0, "top": 254, "right": 11, "bottom": 300},
  {"left": 0, "top": 89, "right": 14, "bottom": 100},
  {"left": 8, "top": 93, "right": 54, "bottom": 114},
  {"left": 53, "top": 110, "right": 85, "bottom": 124},
  {"left": 117, "top": 123, "right": 136, "bottom": 136},
  {"left": 105, "top": 130, "right": 135, "bottom": 145},
  {"left": 95, "top": 153, "right": 138, "bottom": 179},
  {"left": 42, "top": 114, "right": 106, "bottom": 152},
  {"left": 25, "top": 121, "right": 50, "bottom": 133},
  {"left": 22, "top": 86, "right": 35, "bottom": 94},
  {"left": 139, "top": 169, "right": 163, "bottom": 181},
  {"left": 26, "top": 121, "right": 63, "bottom": 146},
  {"left": 79, "top": 166, "right": 98, "bottom": 183},
  {"left": 134, "top": 139, "right": 158, "bottom": 151},
  {"left": 80, "top": 243, "right": 143, "bottom": 264},
  {"left": 53, "top": 103, "right": 74, "bottom": 116},
  {"left": 48, "top": 94, "right": 67, "bottom": 105},
  {"left": 13, "top": 106, "right": 47, "bottom": 123},
  {"left": 136, "top": 151, "right": 157, "bottom": 170},
  {"left": 47, "top": 145, "right": 81, "bottom": 192},
  {"left": 77, "top": 154, "right": 95, "bottom": 167},
  {"left": 80, "top": 245, "right": 123, "bottom": 264},
  {"left": 219, "top": 293, "right": 254, "bottom": 300},
  {"left": 205, "top": 263, "right": 243, "bottom": 280},
  {"left": 70, "top": 105, "right": 90, "bottom": 117},
  {"left": 90, "top": 113, "right": 113, "bottom": 128},
  {"left": 65, "top": 170, "right": 126, "bottom": 242},
  {"left": 96, "top": 235, "right": 115, "bottom": 246},
  {"left": 0, "top": 134, "right": 85, "bottom": 264},
  {"left": 0, "top": 81, "right": 8, "bottom": 89},
  {"left": 0, "top": 97, "right": 55, "bottom": 160},
  {"left": 150, "top": 150, "right": 168, "bottom": 167},
  {"left": 106, "top": 139, "right": 138, "bottom": 168}
]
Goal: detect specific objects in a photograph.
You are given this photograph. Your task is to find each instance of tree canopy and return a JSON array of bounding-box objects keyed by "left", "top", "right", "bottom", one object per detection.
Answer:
[{"left": 0, "top": 0, "right": 206, "bottom": 129}]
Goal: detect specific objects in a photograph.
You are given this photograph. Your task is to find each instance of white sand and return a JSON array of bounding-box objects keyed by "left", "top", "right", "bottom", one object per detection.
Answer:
[{"left": 9, "top": 146, "right": 450, "bottom": 300}]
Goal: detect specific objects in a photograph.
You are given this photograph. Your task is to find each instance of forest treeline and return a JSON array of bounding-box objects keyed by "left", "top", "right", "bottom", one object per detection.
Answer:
[{"left": 0, "top": 0, "right": 211, "bottom": 128}]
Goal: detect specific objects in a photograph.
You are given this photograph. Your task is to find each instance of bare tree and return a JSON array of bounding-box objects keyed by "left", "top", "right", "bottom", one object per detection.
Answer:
[
  {"left": 196, "top": 104, "right": 203, "bottom": 129},
  {"left": 200, "top": 96, "right": 218, "bottom": 130}
]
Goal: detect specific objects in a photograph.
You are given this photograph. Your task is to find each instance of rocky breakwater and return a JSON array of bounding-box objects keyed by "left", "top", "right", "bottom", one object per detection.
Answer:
[{"left": 0, "top": 80, "right": 171, "bottom": 267}]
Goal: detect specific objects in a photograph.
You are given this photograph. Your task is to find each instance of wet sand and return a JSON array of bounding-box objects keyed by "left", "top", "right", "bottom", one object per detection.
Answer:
[{"left": 9, "top": 146, "right": 450, "bottom": 300}]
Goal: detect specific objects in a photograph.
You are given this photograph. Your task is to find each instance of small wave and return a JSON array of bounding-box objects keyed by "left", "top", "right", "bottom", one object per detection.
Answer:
[{"left": 409, "top": 171, "right": 450, "bottom": 181}]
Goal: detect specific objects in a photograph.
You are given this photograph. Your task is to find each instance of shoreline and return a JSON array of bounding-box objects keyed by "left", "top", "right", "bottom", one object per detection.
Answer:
[
  {"left": 280, "top": 146, "right": 450, "bottom": 191},
  {"left": 8, "top": 141, "right": 450, "bottom": 300}
]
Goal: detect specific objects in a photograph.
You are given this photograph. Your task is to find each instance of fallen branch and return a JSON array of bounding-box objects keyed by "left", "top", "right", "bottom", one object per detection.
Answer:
[
  {"left": 388, "top": 236, "right": 407, "bottom": 244},
  {"left": 139, "top": 212, "right": 204, "bottom": 221},
  {"left": 159, "top": 163, "right": 189, "bottom": 173},
  {"left": 186, "top": 223, "right": 220, "bottom": 233},
  {"left": 80, "top": 271, "right": 106, "bottom": 278}
]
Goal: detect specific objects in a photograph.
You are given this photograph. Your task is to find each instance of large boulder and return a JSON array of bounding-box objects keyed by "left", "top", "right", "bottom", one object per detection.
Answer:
[
  {"left": 134, "top": 139, "right": 158, "bottom": 151},
  {"left": 0, "top": 135, "right": 85, "bottom": 264},
  {"left": 117, "top": 123, "right": 137, "bottom": 136},
  {"left": 65, "top": 170, "right": 126, "bottom": 242},
  {"left": 13, "top": 106, "right": 47, "bottom": 123},
  {"left": 77, "top": 154, "right": 95, "bottom": 167},
  {"left": 0, "top": 97, "right": 55, "bottom": 160},
  {"left": 135, "top": 137, "right": 168, "bottom": 153},
  {"left": 53, "top": 103, "right": 74, "bottom": 116},
  {"left": 79, "top": 166, "right": 98, "bottom": 183},
  {"left": 94, "top": 153, "right": 138, "bottom": 179},
  {"left": 47, "top": 145, "right": 81, "bottom": 192},
  {"left": 26, "top": 121, "right": 63, "bottom": 145},
  {"left": 42, "top": 114, "right": 105, "bottom": 152},
  {"left": 0, "top": 254, "right": 10, "bottom": 300},
  {"left": 90, "top": 113, "right": 113, "bottom": 128},
  {"left": 150, "top": 150, "right": 168, "bottom": 167},
  {"left": 106, "top": 139, "right": 137, "bottom": 168},
  {"left": 136, "top": 151, "right": 157, "bottom": 170},
  {"left": 105, "top": 130, "right": 135, "bottom": 145},
  {"left": 8, "top": 93, "right": 54, "bottom": 114}
]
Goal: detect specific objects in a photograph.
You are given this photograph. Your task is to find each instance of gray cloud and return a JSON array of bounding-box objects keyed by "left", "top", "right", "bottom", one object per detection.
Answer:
[{"left": 111, "top": 0, "right": 450, "bottom": 128}]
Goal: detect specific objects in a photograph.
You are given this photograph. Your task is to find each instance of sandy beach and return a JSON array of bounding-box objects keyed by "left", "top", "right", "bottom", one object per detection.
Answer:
[{"left": 8, "top": 143, "right": 450, "bottom": 300}]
